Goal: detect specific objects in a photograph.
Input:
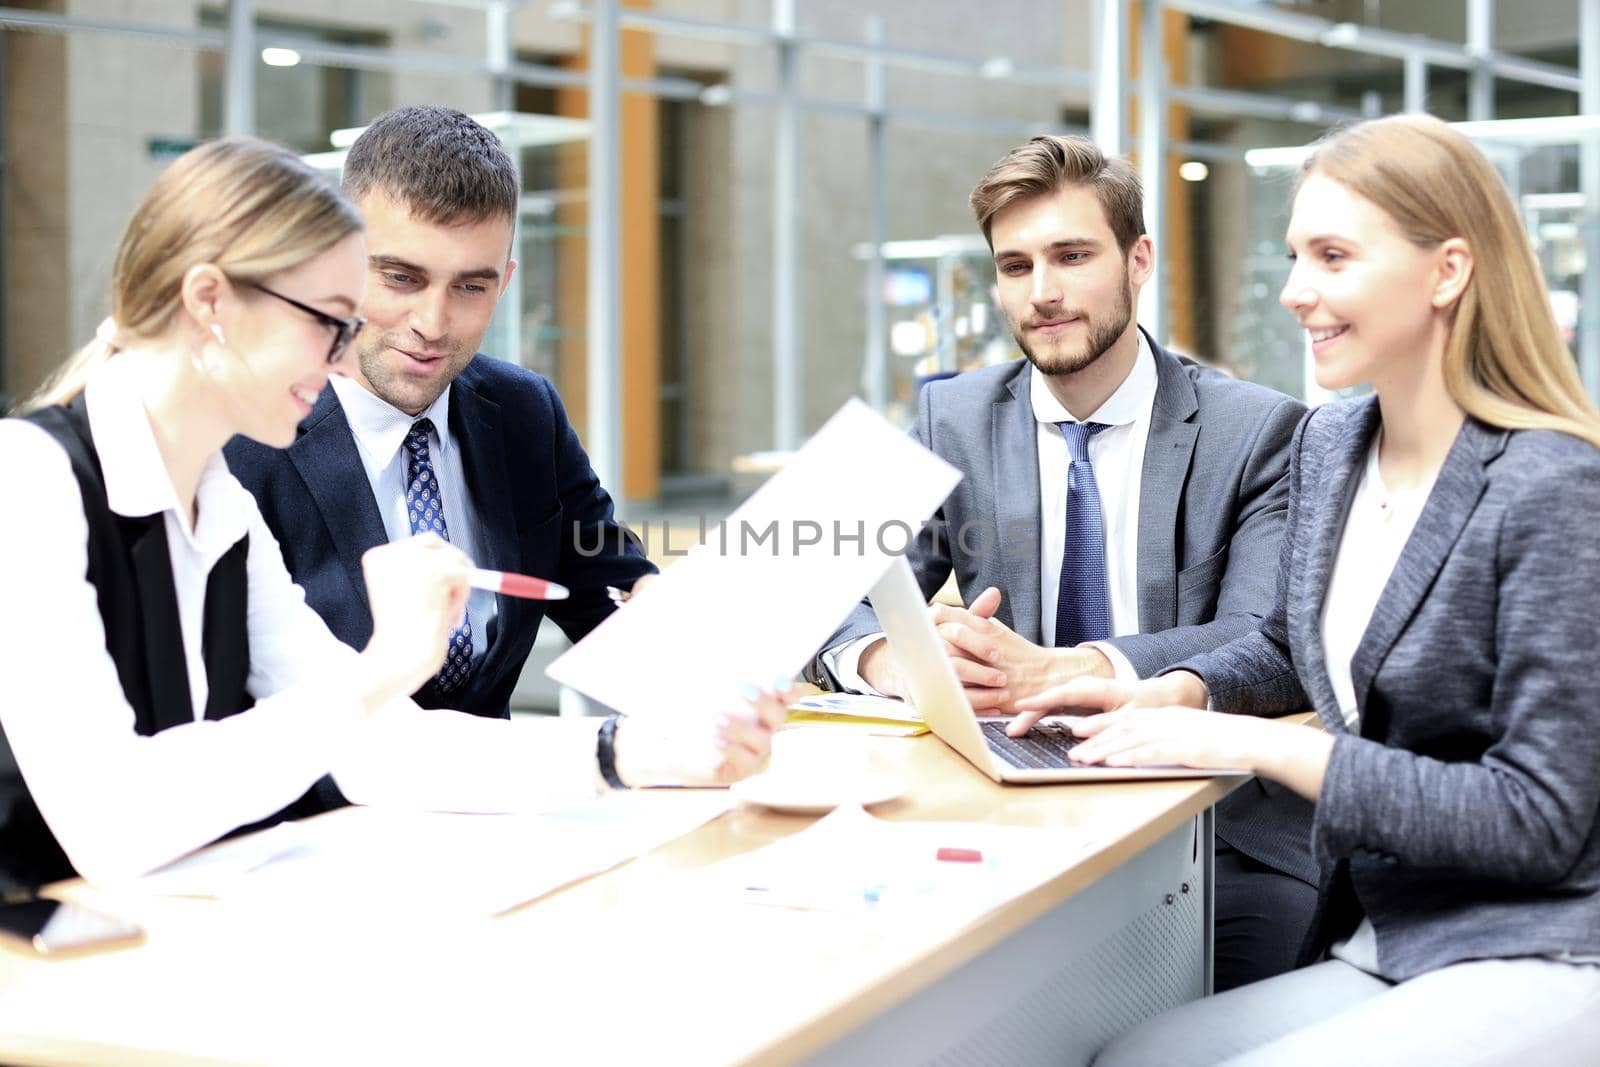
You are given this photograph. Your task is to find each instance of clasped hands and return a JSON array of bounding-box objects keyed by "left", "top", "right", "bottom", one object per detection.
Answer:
[{"left": 858, "top": 585, "right": 1115, "bottom": 713}]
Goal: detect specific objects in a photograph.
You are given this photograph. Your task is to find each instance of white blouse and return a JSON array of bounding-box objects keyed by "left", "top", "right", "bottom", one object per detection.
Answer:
[
  {"left": 0, "top": 354, "right": 609, "bottom": 887},
  {"left": 1319, "top": 434, "right": 1433, "bottom": 974},
  {"left": 1319, "top": 436, "right": 1437, "bottom": 731}
]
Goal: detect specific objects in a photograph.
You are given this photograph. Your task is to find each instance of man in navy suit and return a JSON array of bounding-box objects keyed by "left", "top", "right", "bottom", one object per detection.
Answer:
[{"left": 226, "top": 106, "right": 653, "bottom": 720}]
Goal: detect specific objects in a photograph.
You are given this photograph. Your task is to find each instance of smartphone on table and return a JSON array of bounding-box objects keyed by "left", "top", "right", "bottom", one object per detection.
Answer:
[{"left": 0, "top": 897, "right": 144, "bottom": 958}]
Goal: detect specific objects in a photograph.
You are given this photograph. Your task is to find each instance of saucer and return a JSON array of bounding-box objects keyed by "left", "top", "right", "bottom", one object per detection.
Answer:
[{"left": 730, "top": 772, "right": 905, "bottom": 815}]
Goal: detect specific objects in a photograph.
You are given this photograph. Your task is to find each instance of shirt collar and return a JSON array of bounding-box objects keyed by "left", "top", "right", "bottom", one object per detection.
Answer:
[
  {"left": 83, "top": 352, "right": 253, "bottom": 554},
  {"left": 1029, "top": 330, "right": 1157, "bottom": 428},
  {"left": 330, "top": 375, "right": 454, "bottom": 470}
]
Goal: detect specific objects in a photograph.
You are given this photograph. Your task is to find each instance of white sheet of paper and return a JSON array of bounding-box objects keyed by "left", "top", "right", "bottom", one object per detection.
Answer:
[
  {"left": 708, "top": 804, "right": 1099, "bottom": 919},
  {"left": 133, "top": 821, "right": 313, "bottom": 897},
  {"left": 547, "top": 398, "right": 961, "bottom": 720},
  {"left": 134, "top": 791, "right": 733, "bottom": 916}
]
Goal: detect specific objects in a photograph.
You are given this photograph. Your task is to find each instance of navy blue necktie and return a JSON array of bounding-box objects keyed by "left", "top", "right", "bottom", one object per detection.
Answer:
[
  {"left": 1054, "top": 421, "right": 1113, "bottom": 648},
  {"left": 403, "top": 418, "right": 473, "bottom": 694}
]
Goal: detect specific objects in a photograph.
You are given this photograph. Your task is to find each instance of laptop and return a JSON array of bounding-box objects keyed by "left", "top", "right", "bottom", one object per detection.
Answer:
[{"left": 868, "top": 555, "right": 1248, "bottom": 784}]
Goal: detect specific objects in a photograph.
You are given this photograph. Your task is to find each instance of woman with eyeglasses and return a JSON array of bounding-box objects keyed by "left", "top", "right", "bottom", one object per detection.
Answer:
[{"left": 0, "top": 138, "right": 785, "bottom": 890}]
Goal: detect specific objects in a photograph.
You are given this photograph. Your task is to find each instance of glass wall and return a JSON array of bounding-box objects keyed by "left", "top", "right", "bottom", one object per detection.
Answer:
[
  {"left": 198, "top": 10, "right": 392, "bottom": 153},
  {"left": 1235, "top": 116, "right": 1600, "bottom": 403},
  {"left": 1, "top": 0, "right": 1592, "bottom": 473}
]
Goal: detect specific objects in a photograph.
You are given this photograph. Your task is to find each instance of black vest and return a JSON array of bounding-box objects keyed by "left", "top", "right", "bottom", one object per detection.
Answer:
[{"left": 0, "top": 399, "right": 262, "bottom": 890}]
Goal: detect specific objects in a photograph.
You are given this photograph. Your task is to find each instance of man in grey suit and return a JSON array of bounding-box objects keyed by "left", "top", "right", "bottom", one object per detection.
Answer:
[{"left": 809, "top": 135, "right": 1310, "bottom": 990}]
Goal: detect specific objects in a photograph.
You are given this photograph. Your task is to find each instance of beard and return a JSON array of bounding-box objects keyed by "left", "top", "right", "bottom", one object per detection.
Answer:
[
  {"left": 354, "top": 329, "right": 473, "bottom": 415},
  {"left": 1013, "top": 274, "right": 1134, "bottom": 378}
]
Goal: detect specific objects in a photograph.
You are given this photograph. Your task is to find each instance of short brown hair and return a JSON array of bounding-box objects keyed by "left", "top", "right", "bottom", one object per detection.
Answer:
[
  {"left": 341, "top": 106, "right": 518, "bottom": 226},
  {"left": 970, "top": 135, "right": 1145, "bottom": 253}
]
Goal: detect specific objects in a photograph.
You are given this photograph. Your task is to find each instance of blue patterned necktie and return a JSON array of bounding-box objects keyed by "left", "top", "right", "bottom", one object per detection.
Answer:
[
  {"left": 403, "top": 418, "right": 472, "bottom": 693},
  {"left": 1055, "top": 421, "right": 1113, "bottom": 649}
]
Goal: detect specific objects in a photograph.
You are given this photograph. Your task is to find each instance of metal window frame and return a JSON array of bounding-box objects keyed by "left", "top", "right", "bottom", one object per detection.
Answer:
[{"left": 0, "top": 1, "right": 1592, "bottom": 456}]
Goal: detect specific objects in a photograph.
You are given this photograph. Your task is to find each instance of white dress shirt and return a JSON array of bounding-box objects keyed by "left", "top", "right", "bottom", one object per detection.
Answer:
[
  {"left": 828, "top": 333, "right": 1158, "bottom": 690},
  {"left": 0, "top": 354, "right": 606, "bottom": 887},
  {"left": 330, "top": 375, "right": 496, "bottom": 658},
  {"left": 1031, "top": 334, "right": 1156, "bottom": 668}
]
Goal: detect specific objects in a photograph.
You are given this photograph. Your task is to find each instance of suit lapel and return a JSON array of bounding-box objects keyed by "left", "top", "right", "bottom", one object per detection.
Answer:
[
  {"left": 287, "top": 390, "right": 388, "bottom": 622},
  {"left": 992, "top": 368, "right": 1043, "bottom": 643},
  {"left": 451, "top": 370, "right": 521, "bottom": 663},
  {"left": 1136, "top": 339, "right": 1200, "bottom": 633},
  {"left": 1299, "top": 398, "right": 1380, "bottom": 733},
  {"left": 1349, "top": 417, "right": 1496, "bottom": 737}
]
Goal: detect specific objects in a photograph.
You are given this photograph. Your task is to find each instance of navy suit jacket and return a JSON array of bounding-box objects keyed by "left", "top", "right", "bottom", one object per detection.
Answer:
[
  {"left": 1182, "top": 398, "right": 1600, "bottom": 979},
  {"left": 224, "top": 355, "right": 655, "bottom": 719}
]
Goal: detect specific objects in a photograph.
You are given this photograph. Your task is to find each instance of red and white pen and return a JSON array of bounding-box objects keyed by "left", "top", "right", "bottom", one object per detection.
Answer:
[{"left": 466, "top": 568, "right": 570, "bottom": 601}]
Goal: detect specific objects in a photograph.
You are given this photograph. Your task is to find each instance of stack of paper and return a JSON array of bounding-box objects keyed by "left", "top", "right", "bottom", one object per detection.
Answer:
[{"left": 786, "top": 693, "right": 928, "bottom": 736}]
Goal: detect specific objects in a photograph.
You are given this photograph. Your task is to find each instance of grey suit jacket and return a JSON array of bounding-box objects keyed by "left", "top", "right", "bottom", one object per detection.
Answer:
[
  {"left": 1181, "top": 397, "right": 1600, "bottom": 980},
  {"left": 812, "top": 333, "right": 1311, "bottom": 880}
]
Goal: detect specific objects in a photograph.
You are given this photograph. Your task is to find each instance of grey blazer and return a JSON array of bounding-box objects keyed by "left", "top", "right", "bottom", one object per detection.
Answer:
[
  {"left": 1181, "top": 397, "right": 1600, "bottom": 980},
  {"left": 811, "top": 333, "right": 1313, "bottom": 881}
]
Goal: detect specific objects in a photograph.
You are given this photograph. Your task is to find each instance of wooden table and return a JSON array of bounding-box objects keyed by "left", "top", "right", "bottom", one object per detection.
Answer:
[{"left": 0, "top": 733, "right": 1240, "bottom": 1066}]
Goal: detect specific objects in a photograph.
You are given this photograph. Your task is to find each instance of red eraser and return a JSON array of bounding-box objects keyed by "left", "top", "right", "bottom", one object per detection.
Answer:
[{"left": 936, "top": 847, "right": 983, "bottom": 863}]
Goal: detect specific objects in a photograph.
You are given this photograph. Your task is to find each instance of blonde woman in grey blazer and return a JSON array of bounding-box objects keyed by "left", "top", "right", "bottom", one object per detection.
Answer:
[{"left": 1010, "top": 115, "right": 1600, "bottom": 1065}]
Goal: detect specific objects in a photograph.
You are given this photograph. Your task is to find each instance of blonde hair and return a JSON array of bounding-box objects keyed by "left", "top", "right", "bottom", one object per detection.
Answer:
[
  {"left": 21, "top": 138, "right": 362, "bottom": 413},
  {"left": 969, "top": 135, "right": 1146, "bottom": 252},
  {"left": 1300, "top": 114, "right": 1600, "bottom": 450}
]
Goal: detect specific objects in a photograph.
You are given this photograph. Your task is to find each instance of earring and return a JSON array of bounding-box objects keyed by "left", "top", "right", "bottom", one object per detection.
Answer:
[{"left": 210, "top": 323, "right": 226, "bottom": 347}]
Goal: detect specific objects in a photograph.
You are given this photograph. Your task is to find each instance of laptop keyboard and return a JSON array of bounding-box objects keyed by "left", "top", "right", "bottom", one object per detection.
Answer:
[{"left": 981, "top": 720, "right": 1085, "bottom": 770}]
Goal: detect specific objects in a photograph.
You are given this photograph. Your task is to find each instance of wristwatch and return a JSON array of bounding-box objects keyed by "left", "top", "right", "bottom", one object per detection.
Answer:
[{"left": 596, "top": 713, "right": 628, "bottom": 789}]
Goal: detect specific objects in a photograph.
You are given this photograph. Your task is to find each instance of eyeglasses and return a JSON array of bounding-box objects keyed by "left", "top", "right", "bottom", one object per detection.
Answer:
[{"left": 241, "top": 281, "right": 368, "bottom": 364}]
